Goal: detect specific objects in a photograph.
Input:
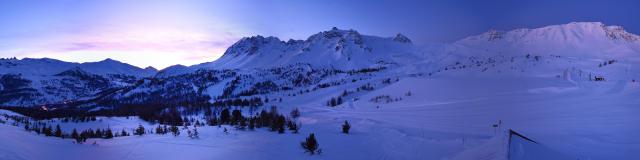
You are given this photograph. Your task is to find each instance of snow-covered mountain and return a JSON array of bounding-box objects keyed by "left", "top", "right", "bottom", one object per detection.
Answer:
[
  {"left": 158, "top": 27, "right": 420, "bottom": 76},
  {"left": 454, "top": 22, "right": 640, "bottom": 58},
  {"left": 205, "top": 27, "right": 419, "bottom": 68},
  {"left": 417, "top": 22, "right": 640, "bottom": 86},
  {"left": 0, "top": 58, "right": 157, "bottom": 77},
  {"left": 0, "top": 58, "right": 157, "bottom": 106},
  {"left": 79, "top": 58, "right": 158, "bottom": 77}
]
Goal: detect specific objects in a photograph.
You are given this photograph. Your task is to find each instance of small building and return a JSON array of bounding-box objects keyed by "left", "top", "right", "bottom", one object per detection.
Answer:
[{"left": 595, "top": 76, "right": 605, "bottom": 81}]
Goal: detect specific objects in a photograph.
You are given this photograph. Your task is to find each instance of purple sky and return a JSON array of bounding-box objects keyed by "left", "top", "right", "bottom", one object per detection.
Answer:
[{"left": 1, "top": 0, "right": 638, "bottom": 69}]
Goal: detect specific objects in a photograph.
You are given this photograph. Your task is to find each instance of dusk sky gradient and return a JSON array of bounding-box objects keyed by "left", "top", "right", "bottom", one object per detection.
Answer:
[{"left": 1, "top": 0, "right": 639, "bottom": 69}]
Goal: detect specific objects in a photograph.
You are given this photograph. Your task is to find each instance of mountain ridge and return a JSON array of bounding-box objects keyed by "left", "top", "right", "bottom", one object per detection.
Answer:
[
  {"left": 156, "top": 27, "right": 419, "bottom": 76},
  {"left": 0, "top": 57, "right": 157, "bottom": 77}
]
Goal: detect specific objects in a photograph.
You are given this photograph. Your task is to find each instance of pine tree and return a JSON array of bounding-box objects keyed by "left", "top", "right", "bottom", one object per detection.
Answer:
[
  {"left": 155, "top": 125, "right": 165, "bottom": 134},
  {"left": 121, "top": 129, "right": 129, "bottom": 136},
  {"left": 248, "top": 118, "right": 256, "bottom": 130},
  {"left": 342, "top": 120, "right": 351, "bottom": 134},
  {"left": 34, "top": 125, "right": 41, "bottom": 134},
  {"left": 24, "top": 123, "right": 30, "bottom": 131},
  {"left": 134, "top": 125, "right": 145, "bottom": 136},
  {"left": 207, "top": 115, "right": 218, "bottom": 126},
  {"left": 278, "top": 125, "right": 285, "bottom": 134},
  {"left": 45, "top": 126, "right": 53, "bottom": 136},
  {"left": 163, "top": 125, "right": 168, "bottom": 134},
  {"left": 170, "top": 125, "right": 180, "bottom": 136},
  {"left": 86, "top": 129, "right": 95, "bottom": 138},
  {"left": 105, "top": 128, "right": 114, "bottom": 139},
  {"left": 54, "top": 124, "right": 62, "bottom": 138},
  {"left": 96, "top": 129, "right": 103, "bottom": 138},
  {"left": 220, "top": 109, "right": 231, "bottom": 124},
  {"left": 269, "top": 115, "right": 286, "bottom": 134},
  {"left": 71, "top": 128, "right": 79, "bottom": 139},
  {"left": 301, "top": 133, "right": 320, "bottom": 155},
  {"left": 42, "top": 126, "right": 48, "bottom": 136},
  {"left": 231, "top": 109, "right": 243, "bottom": 125},
  {"left": 290, "top": 108, "right": 300, "bottom": 119},
  {"left": 192, "top": 127, "right": 199, "bottom": 139},
  {"left": 288, "top": 120, "right": 299, "bottom": 133},
  {"left": 183, "top": 117, "right": 191, "bottom": 126},
  {"left": 78, "top": 131, "right": 87, "bottom": 143}
]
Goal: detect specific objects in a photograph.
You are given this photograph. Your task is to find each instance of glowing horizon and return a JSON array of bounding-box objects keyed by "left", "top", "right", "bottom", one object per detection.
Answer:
[
  {"left": 0, "top": 0, "right": 251, "bottom": 69},
  {"left": 9, "top": 28, "right": 240, "bottom": 69}
]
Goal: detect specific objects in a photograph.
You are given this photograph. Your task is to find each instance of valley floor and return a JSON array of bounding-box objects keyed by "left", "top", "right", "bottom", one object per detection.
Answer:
[{"left": 1, "top": 76, "right": 639, "bottom": 160}]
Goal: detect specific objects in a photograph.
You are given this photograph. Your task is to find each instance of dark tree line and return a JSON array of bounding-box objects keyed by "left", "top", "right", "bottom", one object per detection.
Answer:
[
  {"left": 154, "top": 124, "right": 180, "bottom": 136},
  {"left": 1, "top": 112, "right": 123, "bottom": 143},
  {"left": 212, "top": 97, "right": 263, "bottom": 107},
  {"left": 22, "top": 121, "right": 117, "bottom": 143},
  {"left": 203, "top": 106, "right": 299, "bottom": 134},
  {"left": 3, "top": 104, "right": 304, "bottom": 144},
  {"left": 346, "top": 67, "right": 386, "bottom": 75},
  {"left": 0, "top": 107, "right": 94, "bottom": 120},
  {"left": 72, "top": 127, "right": 116, "bottom": 143}
]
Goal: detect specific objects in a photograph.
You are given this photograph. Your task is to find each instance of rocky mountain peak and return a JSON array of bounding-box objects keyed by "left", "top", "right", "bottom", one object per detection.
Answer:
[
  {"left": 603, "top": 25, "right": 639, "bottom": 41},
  {"left": 222, "top": 35, "right": 283, "bottom": 57},
  {"left": 393, "top": 33, "right": 412, "bottom": 43},
  {"left": 307, "top": 27, "right": 364, "bottom": 45}
]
